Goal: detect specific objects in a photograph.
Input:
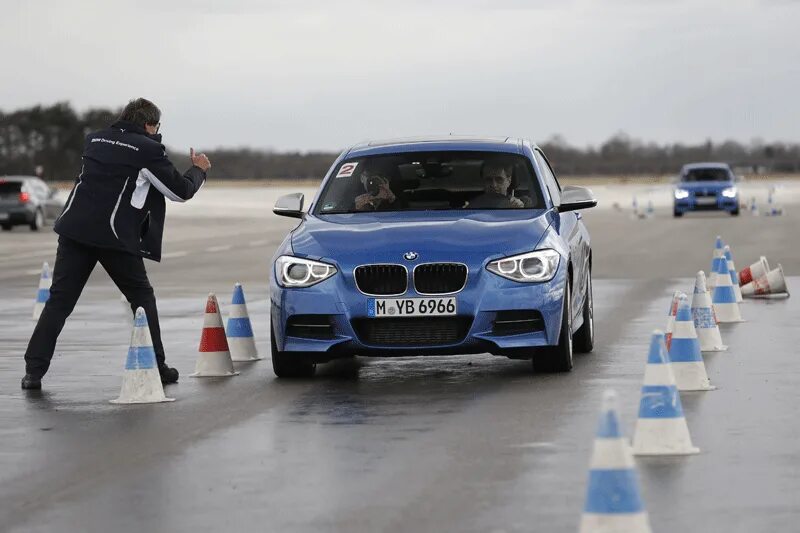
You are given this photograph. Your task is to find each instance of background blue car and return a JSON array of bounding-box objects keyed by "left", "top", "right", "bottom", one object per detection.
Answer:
[
  {"left": 270, "top": 136, "right": 597, "bottom": 377},
  {"left": 673, "top": 162, "right": 740, "bottom": 217}
]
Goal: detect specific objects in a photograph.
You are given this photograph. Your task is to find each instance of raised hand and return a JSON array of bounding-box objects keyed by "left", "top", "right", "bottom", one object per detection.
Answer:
[{"left": 190, "top": 147, "right": 211, "bottom": 172}]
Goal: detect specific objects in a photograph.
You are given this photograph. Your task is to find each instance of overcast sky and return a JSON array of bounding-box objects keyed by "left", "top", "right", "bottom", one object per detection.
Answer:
[{"left": 2, "top": 0, "right": 799, "bottom": 152}]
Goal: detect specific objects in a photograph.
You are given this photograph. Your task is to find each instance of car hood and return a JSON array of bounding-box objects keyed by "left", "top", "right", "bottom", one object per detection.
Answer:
[
  {"left": 676, "top": 181, "right": 733, "bottom": 191},
  {"left": 290, "top": 210, "right": 552, "bottom": 267}
]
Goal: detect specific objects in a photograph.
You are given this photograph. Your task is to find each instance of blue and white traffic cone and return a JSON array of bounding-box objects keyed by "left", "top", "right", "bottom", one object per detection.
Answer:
[
  {"left": 580, "top": 390, "right": 652, "bottom": 533},
  {"left": 226, "top": 283, "right": 262, "bottom": 362},
  {"left": 712, "top": 255, "right": 744, "bottom": 323},
  {"left": 708, "top": 236, "right": 725, "bottom": 290},
  {"left": 691, "top": 271, "right": 726, "bottom": 352},
  {"left": 645, "top": 200, "right": 654, "bottom": 218},
  {"left": 32, "top": 261, "right": 51, "bottom": 320},
  {"left": 669, "top": 295, "right": 715, "bottom": 391},
  {"left": 633, "top": 331, "right": 700, "bottom": 455},
  {"left": 749, "top": 197, "right": 759, "bottom": 216},
  {"left": 723, "top": 245, "right": 743, "bottom": 303},
  {"left": 111, "top": 308, "right": 175, "bottom": 404},
  {"left": 664, "top": 291, "right": 681, "bottom": 351}
]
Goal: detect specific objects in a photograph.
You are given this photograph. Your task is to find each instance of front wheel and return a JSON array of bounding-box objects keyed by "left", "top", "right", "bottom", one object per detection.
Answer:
[
  {"left": 1, "top": 224, "right": 12, "bottom": 231},
  {"left": 573, "top": 271, "right": 594, "bottom": 353},
  {"left": 731, "top": 208, "right": 740, "bottom": 216},
  {"left": 533, "top": 280, "right": 573, "bottom": 373},
  {"left": 270, "top": 327, "right": 316, "bottom": 378}
]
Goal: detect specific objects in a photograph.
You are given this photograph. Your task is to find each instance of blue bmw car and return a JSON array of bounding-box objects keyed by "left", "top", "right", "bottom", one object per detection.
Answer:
[
  {"left": 270, "top": 136, "right": 597, "bottom": 377},
  {"left": 673, "top": 162, "right": 740, "bottom": 217}
]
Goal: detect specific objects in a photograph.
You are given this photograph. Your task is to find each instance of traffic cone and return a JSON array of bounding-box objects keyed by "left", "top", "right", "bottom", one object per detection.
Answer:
[
  {"left": 749, "top": 197, "right": 759, "bottom": 216},
  {"left": 111, "top": 308, "right": 175, "bottom": 404},
  {"left": 742, "top": 264, "right": 789, "bottom": 297},
  {"left": 739, "top": 256, "right": 770, "bottom": 287},
  {"left": 580, "top": 390, "right": 652, "bottom": 533},
  {"left": 707, "top": 235, "right": 725, "bottom": 289},
  {"left": 32, "top": 261, "right": 51, "bottom": 320},
  {"left": 632, "top": 331, "right": 700, "bottom": 456},
  {"left": 669, "top": 295, "right": 715, "bottom": 391},
  {"left": 724, "top": 246, "right": 743, "bottom": 303},
  {"left": 691, "top": 271, "right": 726, "bottom": 352},
  {"left": 190, "top": 293, "right": 239, "bottom": 377},
  {"left": 712, "top": 256, "right": 744, "bottom": 323},
  {"left": 664, "top": 291, "right": 681, "bottom": 350},
  {"left": 226, "top": 283, "right": 262, "bottom": 362}
]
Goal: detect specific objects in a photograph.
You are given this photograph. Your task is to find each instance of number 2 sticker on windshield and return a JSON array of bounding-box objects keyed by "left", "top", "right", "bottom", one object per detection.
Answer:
[{"left": 336, "top": 162, "right": 358, "bottom": 178}]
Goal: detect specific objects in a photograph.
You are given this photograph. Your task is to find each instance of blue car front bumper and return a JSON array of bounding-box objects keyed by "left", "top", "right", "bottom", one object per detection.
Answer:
[
  {"left": 674, "top": 194, "right": 738, "bottom": 214},
  {"left": 270, "top": 260, "right": 568, "bottom": 360}
]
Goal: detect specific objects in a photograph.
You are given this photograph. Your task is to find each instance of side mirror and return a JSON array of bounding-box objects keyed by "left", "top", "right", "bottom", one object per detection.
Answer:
[
  {"left": 558, "top": 185, "right": 597, "bottom": 212},
  {"left": 273, "top": 193, "right": 305, "bottom": 219}
]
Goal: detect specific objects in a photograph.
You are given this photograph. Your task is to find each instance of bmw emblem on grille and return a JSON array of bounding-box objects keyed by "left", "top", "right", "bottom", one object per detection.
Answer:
[{"left": 403, "top": 251, "right": 418, "bottom": 261}]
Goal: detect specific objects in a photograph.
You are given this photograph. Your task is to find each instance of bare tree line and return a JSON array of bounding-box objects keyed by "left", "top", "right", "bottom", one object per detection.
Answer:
[{"left": 2, "top": 102, "right": 798, "bottom": 181}]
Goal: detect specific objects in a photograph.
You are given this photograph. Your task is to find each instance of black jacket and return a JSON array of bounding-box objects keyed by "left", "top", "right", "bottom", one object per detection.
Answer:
[{"left": 55, "top": 120, "right": 206, "bottom": 261}]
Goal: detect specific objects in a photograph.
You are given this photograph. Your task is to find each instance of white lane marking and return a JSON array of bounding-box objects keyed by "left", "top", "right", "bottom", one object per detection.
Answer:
[
  {"left": 162, "top": 251, "right": 189, "bottom": 259},
  {"left": 25, "top": 268, "right": 45, "bottom": 275},
  {"left": 248, "top": 239, "right": 270, "bottom": 247},
  {"left": 206, "top": 245, "right": 232, "bottom": 253}
]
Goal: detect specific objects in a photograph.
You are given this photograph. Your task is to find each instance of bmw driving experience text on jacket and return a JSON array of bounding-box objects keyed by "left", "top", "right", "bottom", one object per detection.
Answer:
[{"left": 55, "top": 120, "right": 206, "bottom": 262}]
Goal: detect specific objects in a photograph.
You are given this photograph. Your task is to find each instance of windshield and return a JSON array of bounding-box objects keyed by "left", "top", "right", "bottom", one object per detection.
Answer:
[
  {"left": 681, "top": 168, "right": 731, "bottom": 182},
  {"left": 315, "top": 151, "right": 544, "bottom": 214}
]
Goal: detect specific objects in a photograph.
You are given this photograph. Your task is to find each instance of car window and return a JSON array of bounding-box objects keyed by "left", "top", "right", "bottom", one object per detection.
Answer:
[
  {"left": 315, "top": 151, "right": 545, "bottom": 214},
  {"left": 0, "top": 181, "right": 23, "bottom": 196},
  {"left": 534, "top": 150, "right": 561, "bottom": 207},
  {"left": 681, "top": 168, "right": 731, "bottom": 182}
]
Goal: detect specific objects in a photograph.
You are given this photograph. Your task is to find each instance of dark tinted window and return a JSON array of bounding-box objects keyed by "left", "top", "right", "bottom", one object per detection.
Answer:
[
  {"left": 0, "top": 182, "right": 22, "bottom": 195},
  {"left": 682, "top": 168, "right": 731, "bottom": 182},
  {"left": 315, "top": 151, "right": 544, "bottom": 214}
]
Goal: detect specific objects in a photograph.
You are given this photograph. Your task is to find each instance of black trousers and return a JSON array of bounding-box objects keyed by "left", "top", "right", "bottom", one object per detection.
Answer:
[{"left": 24, "top": 236, "right": 167, "bottom": 379}]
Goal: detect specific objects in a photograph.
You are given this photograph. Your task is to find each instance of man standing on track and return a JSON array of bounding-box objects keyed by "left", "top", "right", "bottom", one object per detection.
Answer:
[{"left": 21, "top": 98, "right": 211, "bottom": 390}]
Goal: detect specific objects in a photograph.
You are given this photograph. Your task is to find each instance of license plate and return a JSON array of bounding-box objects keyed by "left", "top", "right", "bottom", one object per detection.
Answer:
[
  {"left": 368, "top": 297, "right": 457, "bottom": 318},
  {"left": 0, "top": 213, "right": 8, "bottom": 221},
  {"left": 696, "top": 196, "right": 717, "bottom": 205}
]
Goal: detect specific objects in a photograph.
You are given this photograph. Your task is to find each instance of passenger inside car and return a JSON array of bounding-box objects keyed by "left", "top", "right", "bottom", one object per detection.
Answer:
[{"left": 353, "top": 172, "right": 399, "bottom": 211}]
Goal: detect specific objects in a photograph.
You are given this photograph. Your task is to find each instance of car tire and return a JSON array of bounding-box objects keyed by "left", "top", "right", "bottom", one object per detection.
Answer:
[
  {"left": 573, "top": 271, "right": 594, "bottom": 354},
  {"left": 731, "top": 208, "right": 740, "bottom": 216},
  {"left": 29, "top": 209, "right": 44, "bottom": 231},
  {"left": 533, "top": 280, "right": 573, "bottom": 373},
  {"left": 270, "top": 327, "right": 316, "bottom": 378},
  {"left": 673, "top": 209, "right": 683, "bottom": 218},
  {"left": 1, "top": 224, "right": 11, "bottom": 231}
]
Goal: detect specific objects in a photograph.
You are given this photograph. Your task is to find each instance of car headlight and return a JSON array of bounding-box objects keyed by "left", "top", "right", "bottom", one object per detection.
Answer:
[
  {"left": 674, "top": 189, "right": 690, "bottom": 199},
  {"left": 276, "top": 255, "right": 337, "bottom": 288},
  {"left": 487, "top": 249, "right": 560, "bottom": 283},
  {"left": 721, "top": 187, "right": 737, "bottom": 198}
]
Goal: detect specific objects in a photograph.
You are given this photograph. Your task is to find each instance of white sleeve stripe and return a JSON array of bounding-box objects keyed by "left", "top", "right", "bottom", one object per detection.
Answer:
[{"left": 140, "top": 167, "right": 186, "bottom": 203}]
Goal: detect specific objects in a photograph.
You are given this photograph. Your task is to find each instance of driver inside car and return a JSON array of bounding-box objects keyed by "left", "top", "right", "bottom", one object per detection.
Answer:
[
  {"left": 466, "top": 160, "right": 526, "bottom": 209},
  {"left": 354, "top": 173, "right": 398, "bottom": 211}
]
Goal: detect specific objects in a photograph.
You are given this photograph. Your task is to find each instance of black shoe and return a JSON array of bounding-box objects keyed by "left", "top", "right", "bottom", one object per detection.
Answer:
[
  {"left": 21, "top": 375, "right": 42, "bottom": 390},
  {"left": 159, "top": 364, "right": 179, "bottom": 384}
]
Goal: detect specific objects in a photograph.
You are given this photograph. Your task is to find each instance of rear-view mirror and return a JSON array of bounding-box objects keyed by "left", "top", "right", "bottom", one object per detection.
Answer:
[
  {"left": 558, "top": 185, "right": 597, "bottom": 212},
  {"left": 273, "top": 193, "right": 305, "bottom": 219}
]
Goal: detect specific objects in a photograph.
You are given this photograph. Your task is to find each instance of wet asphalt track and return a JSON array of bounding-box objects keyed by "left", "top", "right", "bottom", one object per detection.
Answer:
[{"left": 1, "top": 198, "right": 799, "bottom": 532}]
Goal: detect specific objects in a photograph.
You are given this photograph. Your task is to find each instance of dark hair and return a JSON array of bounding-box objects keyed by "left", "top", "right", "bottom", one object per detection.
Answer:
[{"left": 119, "top": 98, "right": 161, "bottom": 128}]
